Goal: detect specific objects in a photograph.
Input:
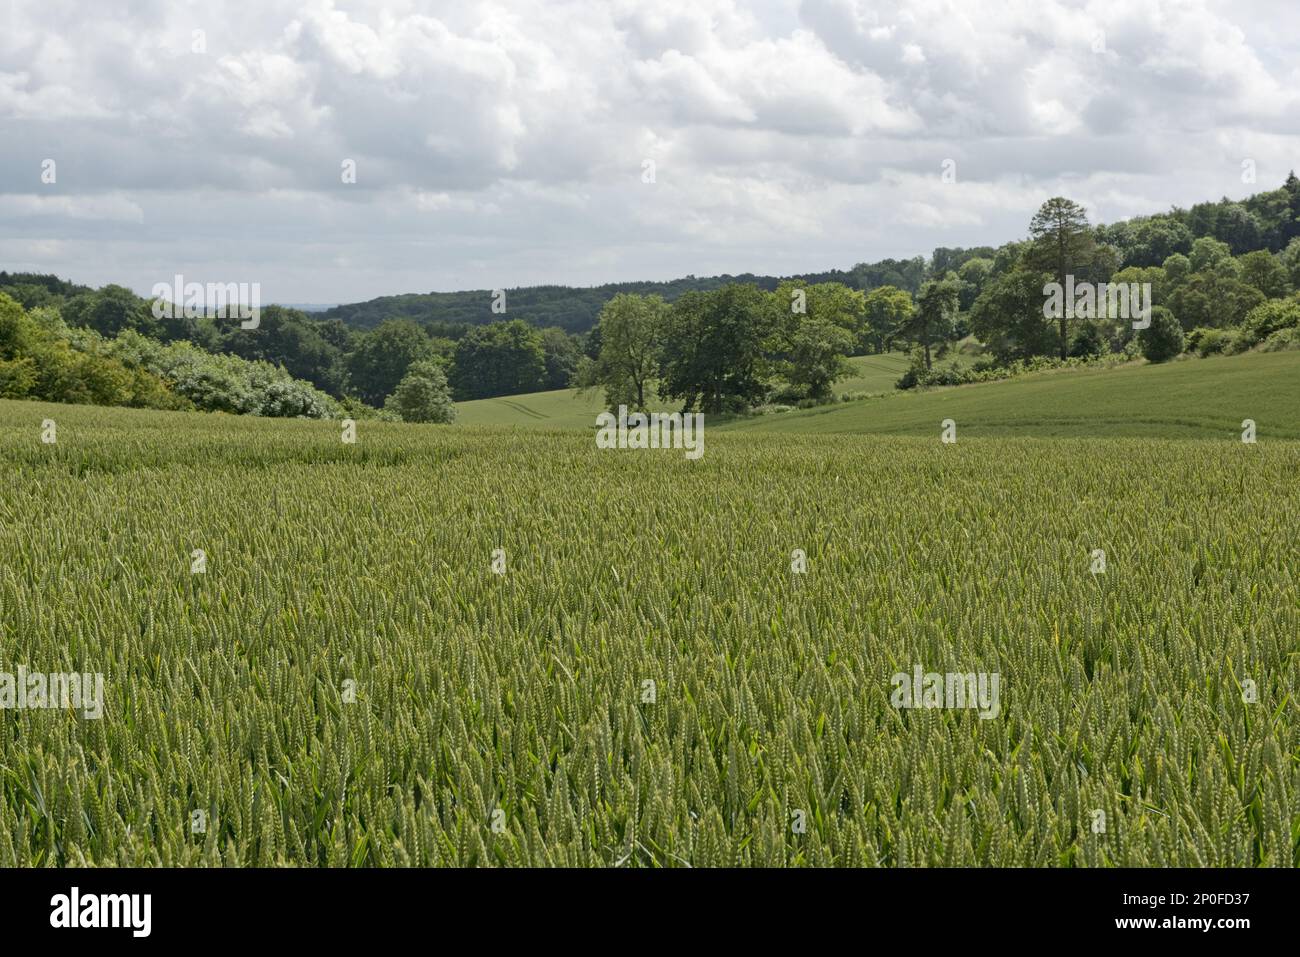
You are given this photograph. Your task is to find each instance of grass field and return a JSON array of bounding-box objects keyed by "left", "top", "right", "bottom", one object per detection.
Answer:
[
  {"left": 723, "top": 351, "right": 1300, "bottom": 438},
  {"left": 453, "top": 351, "right": 916, "bottom": 428},
  {"left": 456, "top": 350, "right": 1300, "bottom": 441},
  {"left": 1, "top": 352, "right": 1296, "bottom": 866}
]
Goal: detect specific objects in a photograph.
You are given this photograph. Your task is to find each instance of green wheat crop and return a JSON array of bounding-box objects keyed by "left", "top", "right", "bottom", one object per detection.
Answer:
[{"left": 1, "top": 398, "right": 1296, "bottom": 866}]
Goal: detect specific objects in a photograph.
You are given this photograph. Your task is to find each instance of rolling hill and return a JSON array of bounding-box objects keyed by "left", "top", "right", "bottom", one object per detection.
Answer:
[
  {"left": 453, "top": 352, "right": 915, "bottom": 428},
  {"left": 454, "top": 349, "right": 1300, "bottom": 441},
  {"left": 720, "top": 350, "right": 1300, "bottom": 439}
]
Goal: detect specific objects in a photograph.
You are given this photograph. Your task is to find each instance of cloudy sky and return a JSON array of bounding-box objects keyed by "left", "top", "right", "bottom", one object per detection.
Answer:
[{"left": 2, "top": 0, "right": 1298, "bottom": 303}]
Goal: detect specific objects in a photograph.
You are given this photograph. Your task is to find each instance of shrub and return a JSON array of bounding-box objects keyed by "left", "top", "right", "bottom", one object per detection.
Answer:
[
  {"left": 768, "top": 384, "right": 809, "bottom": 405},
  {"left": 337, "top": 395, "right": 385, "bottom": 420},
  {"left": 895, "top": 351, "right": 1134, "bottom": 390},
  {"left": 1069, "top": 322, "right": 1105, "bottom": 358},
  {"left": 1138, "top": 306, "right": 1184, "bottom": 363},
  {"left": 0, "top": 293, "right": 185, "bottom": 409},
  {"left": 1258, "top": 327, "right": 1300, "bottom": 352},
  {"left": 894, "top": 347, "right": 927, "bottom": 389},
  {"left": 109, "top": 332, "right": 340, "bottom": 418},
  {"left": 922, "top": 361, "right": 972, "bottom": 387},
  {"left": 1187, "top": 326, "right": 1229, "bottom": 357},
  {"left": 384, "top": 360, "right": 457, "bottom": 424},
  {"left": 0, "top": 356, "right": 38, "bottom": 398},
  {"left": 1222, "top": 328, "right": 1255, "bottom": 355},
  {"left": 1239, "top": 296, "right": 1300, "bottom": 349}
]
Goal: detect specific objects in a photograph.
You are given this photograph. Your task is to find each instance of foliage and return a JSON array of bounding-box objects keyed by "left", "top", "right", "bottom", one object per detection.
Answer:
[
  {"left": 1185, "top": 327, "right": 1231, "bottom": 358},
  {"left": 346, "top": 319, "right": 435, "bottom": 406},
  {"left": 108, "top": 330, "right": 340, "bottom": 418},
  {"left": 1189, "top": 237, "right": 1235, "bottom": 274},
  {"left": 0, "top": 294, "right": 186, "bottom": 410},
  {"left": 449, "top": 320, "right": 547, "bottom": 401},
  {"left": 860, "top": 285, "right": 915, "bottom": 354},
  {"left": 1069, "top": 321, "right": 1105, "bottom": 358},
  {"left": 539, "top": 327, "right": 582, "bottom": 391},
  {"left": 61, "top": 284, "right": 159, "bottom": 338},
  {"left": 766, "top": 282, "right": 863, "bottom": 401},
  {"left": 1235, "top": 251, "right": 1290, "bottom": 299},
  {"left": 1166, "top": 273, "right": 1265, "bottom": 331},
  {"left": 1138, "top": 306, "right": 1184, "bottom": 363},
  {"left": 1258, "top": 327, "right": 1300, "bottom": 352},
  {"left": 1102, "top": 215, "right": 1194, "bottom": 268},
  {"left": 219, "top": 305, "right": 347, "bottom": 396},
  {"left": 582, "top": 294, "right": 667, "bottom": 411},
  {"left": 1027, "top": 198, "right": 1105, "bottom": 358},
  {"left": 318, "top": 262, "right": 922, "bottom": 335},
  {"left": 384, "top": 360, "right": 456, "bottom": 423},
  {"left": 969, "top": 268, "right": 1058, "bottom": 363},
  {"left": 658, "top": 284, "right": 775, "bottom": 413},
  {"left": 901, "top": 274, "right": 961, "bottom": 369},
  {"left": 1239, "top": 295, "right": 1300, "bottom": 347},
  {"left": 897, "top": 350, "right": 1132, "bottom": 390},
  {"left": 774, "top": 315, "right": 854, "bottom": 402}
]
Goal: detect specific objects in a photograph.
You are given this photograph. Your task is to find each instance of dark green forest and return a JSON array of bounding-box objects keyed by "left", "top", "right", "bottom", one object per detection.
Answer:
[{"left": 317, "top": 259, "right": 931, "bottom": 332}]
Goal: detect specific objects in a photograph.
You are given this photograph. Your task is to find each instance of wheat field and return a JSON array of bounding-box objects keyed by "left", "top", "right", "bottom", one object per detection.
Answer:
[{"left": 1, "top": 398, "right": 1296, "bottom": 866}]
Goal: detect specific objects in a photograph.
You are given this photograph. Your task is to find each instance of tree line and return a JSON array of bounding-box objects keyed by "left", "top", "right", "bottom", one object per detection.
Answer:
[
  {"left": 4, "top": 174, "right": 1298, "bottom": 421},
  {"left": 318, "top": 259, "right": 929, "bottom": 332},
  {"left": 581, "top": 174, "right": 1300, "bottom": 410},
  {"left": 0, "top": 279, "right": 594, "bottom": 422}
]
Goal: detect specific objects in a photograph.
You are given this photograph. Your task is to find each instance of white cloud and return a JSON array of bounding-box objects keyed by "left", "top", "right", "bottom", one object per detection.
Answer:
[{"left": 0, "top": 0, "right": 1297, "bottom": 301}]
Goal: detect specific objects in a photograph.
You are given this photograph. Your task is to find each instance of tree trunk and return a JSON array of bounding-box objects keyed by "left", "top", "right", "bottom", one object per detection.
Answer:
[{"left": 1058, "top": 234, "right": 1069, "bottom": 359}]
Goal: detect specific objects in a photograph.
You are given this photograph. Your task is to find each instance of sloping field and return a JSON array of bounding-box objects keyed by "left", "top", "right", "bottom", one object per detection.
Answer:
[
  {"left": 721, "top": 351, "right": 1300, "bottom": 439},
  {"left": 453, "top": 352, "right": 915, "bottom": 429},
  {"left": 453, "top": 385, "right": 615, "bottom": 429}
]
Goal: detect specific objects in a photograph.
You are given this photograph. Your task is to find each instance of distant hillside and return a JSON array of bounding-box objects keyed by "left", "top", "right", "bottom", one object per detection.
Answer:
[
  {"left": 0, "top": 271, "right": 93, "bottom": 302},
  {"left": 720, "top": 349, "right": 1300, "bottom": 439},
  {"left": 453, "top": 349, "right": 1300, "bottom": 439},
  {"left": 320, "top": 259, "right": 933, "bottom": 333},
  {"left": 320, "top": 174, "right": 1300, "bottom": 337},
  {"left": 453, "top": 352, "right": 916, "bottom": 429},
  {"left": 272, "top": 302, "right": 338, "bottom": 312}
]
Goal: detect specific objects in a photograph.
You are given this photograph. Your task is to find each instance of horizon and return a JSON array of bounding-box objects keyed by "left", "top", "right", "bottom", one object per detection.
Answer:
[{"left": 13, "top": 172, "right": 1295, "bottom": 309}]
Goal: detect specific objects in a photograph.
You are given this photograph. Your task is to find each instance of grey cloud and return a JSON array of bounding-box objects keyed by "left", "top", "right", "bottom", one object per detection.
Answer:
[{"left": 1, "top": 0, "right": 1298, "bottom": 302}]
